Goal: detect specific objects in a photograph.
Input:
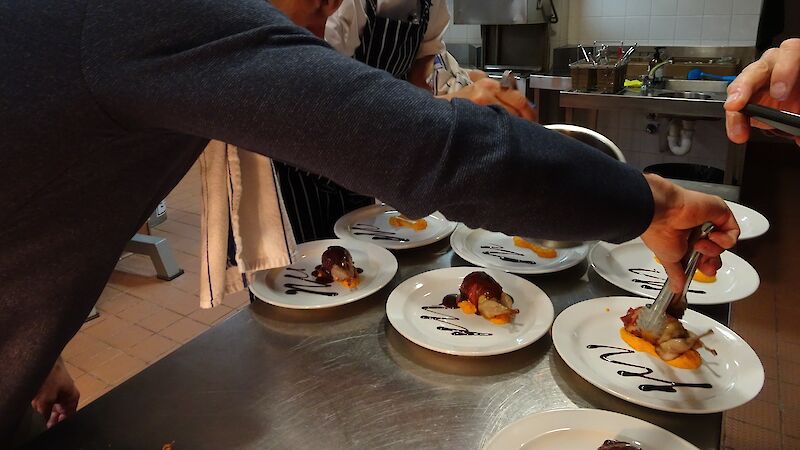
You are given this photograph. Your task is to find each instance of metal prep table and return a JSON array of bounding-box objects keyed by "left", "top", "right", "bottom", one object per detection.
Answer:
[{"left": 24, "top": 239, "right": 728, "bottom": 450}]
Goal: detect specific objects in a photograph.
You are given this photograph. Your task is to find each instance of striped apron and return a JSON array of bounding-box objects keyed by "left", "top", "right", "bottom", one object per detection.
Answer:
[{"left": 274, "top": 0, "right": 432, "bottom": 244}]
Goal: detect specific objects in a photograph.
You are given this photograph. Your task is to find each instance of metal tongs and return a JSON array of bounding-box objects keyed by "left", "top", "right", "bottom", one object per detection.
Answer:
[{"left": 636, "top": 222, "right": 716, "bottom": 340}]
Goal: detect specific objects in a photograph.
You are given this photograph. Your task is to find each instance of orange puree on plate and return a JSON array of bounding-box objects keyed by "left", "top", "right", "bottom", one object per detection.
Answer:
[
  {"left": 653, "top": 256, "right": 716, "bottom": 283},
  {"left": 619, "top": 328, "right": 702, "bottom": 370},
  {"left": 389, "top": 215, "right": 427, "bottom": 231},
  {"left": 512, "top": 236, "right": 557, "bottom": 258}
]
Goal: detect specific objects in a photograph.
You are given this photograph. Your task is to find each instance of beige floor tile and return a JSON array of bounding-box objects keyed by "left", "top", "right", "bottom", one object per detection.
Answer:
[
  {"left": 171, "top": 250, "right": 200, "bottom": 274},
  {"left": 784, "top": 407, "right": 800, "bottom": 438},
  {"left": 116, "top": 300, "right": 162, "bottom": 323},
  {"left": 157, "top": 287, "right": 202, "bottom": 316},
  {"left": 74, "top": 374, "right": 110, "bottom": 409},
  {"left": 151, "top": 220, "right": 199, "bottom": 240},
  {"left": 64, "top": 362, "right": 85, "bottom": 380},
  {"left": 92, "top": 353, "right": 147, "bottom": 385},
  {"left": 80, "top": 313, "right": 108, "bottom": 331},
  {"left": 106, "top": 269, "right": 158, "bottom": 292},
  {"left": 68, "top": 345, "right": 122, "bottom": 374},
  {"left": 96, "top": 292, "right": 141, "bottom": 316},
  {"left": 127, "top": 334, "right": 179, "bottom": 363},
  {"left": 137, "top": 308, "right": 182, "bottom": 333},
  {"left": 728, "top": 399, "right": 782, "bottom": 432},
  {"left": 166, "top": 271, "right": 201, "bottom": 295},
  {"left": 189, "top": 304, "right": 233, "bottom": 326},
  {"left": 96, "top": 286, "right": 124, "bottom": 304},
  {"left": 159, "top": 317, "right": 209, "bottom": 344},
  {"left": 81, "top": 315, "right": 130, "bottom": 340},
  {"left": 62, "top": 332, "right": 105, "bottom": 360},
  {"left": 223, "top": 289, "right": 251, "bottom": 309},
  {"left": 172, "top": 211, "right": 200, "bottom": 228},
  {"left": 723, "top": 419, "right": 781, "bottom": 450},
  {"left": 99, "top": 323, "right": 153, "bottom": 351}
]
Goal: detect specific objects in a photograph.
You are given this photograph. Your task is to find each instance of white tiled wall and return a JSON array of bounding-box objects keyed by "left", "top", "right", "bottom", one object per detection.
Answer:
[
  {"left": 567, "top": 0, "right": 762, "bottom": 46},
  {"left": 442, "top": 0, "right": 482, "bottom": 45}
]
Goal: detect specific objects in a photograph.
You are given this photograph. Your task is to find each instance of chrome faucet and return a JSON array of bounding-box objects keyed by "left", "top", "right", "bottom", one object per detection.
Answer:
[{"left": 641, "top": 58, "right": 674, "bottom": 95}]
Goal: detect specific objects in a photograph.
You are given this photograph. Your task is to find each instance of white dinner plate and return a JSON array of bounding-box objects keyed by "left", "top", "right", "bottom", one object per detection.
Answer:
[
  {"left": 333, "top": 204, "right": 456, "bottom": 250},
  {"left": 589, "top": 240, "right": 759, "bottom": 305},
  {"left": 449, "top": 224, "right": 589, "bottom": 274},
  {"left": 483, "top": 408, "right": 698, "bottom": 450},
  {"left": 386, "top": 267, "right": 554, "bottom": 356},
  {"left": 726, "top": 200, "right": 769, "bottom": 240},
  {"left": 552, "top": 296, "right": 764, "bottom": 414},
  {"left": 249, "top": 239, "right": 397, "bottom": 309}
]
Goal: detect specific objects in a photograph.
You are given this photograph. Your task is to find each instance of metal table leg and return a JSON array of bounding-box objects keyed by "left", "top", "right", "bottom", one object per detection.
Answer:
[{"left": 124, "top": 234, "right": 184, "bottom": 281}]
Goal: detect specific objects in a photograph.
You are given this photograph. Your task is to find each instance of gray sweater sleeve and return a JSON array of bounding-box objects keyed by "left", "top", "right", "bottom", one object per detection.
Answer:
[{"left": 81, "top": 0, "right": 653, "bottom": 243}]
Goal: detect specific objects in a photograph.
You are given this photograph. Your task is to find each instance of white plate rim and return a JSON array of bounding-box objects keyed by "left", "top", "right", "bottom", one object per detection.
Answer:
[
  {"left": 483, "top": 408, "right": 699, "bottom": 450},
  {"left": 386, "top": 267, "right": 555, "bottom": 356},
  {"left": 588, "top": 241, "right": 760, "bottom": 305},
  {"left": 333, "top": 204, "right": 457, "bottom": 250},
  {"left": 726, "top": 200, "right": 769, "bottom": 240},
  {"left": 449, "top": 224, "right": 589, "bottom": 274},
  {"left": 249, "top": 239, "right": 398, "bottom": 309},
  {"left": 552, "top": 296, "right": 765, "bottom": 414}
]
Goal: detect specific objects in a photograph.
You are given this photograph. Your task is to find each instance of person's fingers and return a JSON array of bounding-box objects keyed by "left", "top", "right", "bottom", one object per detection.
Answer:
[
  {"left": 725, "top": 110, "right": 751, "bottom": 143},
  {"left": 662, "top": 261, "right": 687, "bottom": 293},
  {"left": 496, "top": 89, "right": 536, "bottom": 121},
  {"left": 724, "top": 48, "right": 778, "bottom": 112},
  {"left": 770, "top": 38, "right": 800, "bottom": 101},
  {"left": 694, "top": 238, "right": 725, "bottom": 258},
  {"left": 697, "top": 254, "right": 723, "bottom": 276}
]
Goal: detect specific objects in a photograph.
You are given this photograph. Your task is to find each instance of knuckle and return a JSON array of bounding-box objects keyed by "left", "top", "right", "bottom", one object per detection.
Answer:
[{"left": 780, "top": 38, "right": 800, "bottom": 51}]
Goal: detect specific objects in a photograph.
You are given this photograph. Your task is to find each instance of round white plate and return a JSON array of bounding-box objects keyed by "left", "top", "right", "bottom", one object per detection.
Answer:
[
  {"left": 484, "top": 408, "right": 698, "bottom": 450},
  {"left": 386, "top": 267, "right": 554, "bottom": 356},
  {"left": 333, "top": 204, "right": 456, "bottom": 250},
  {"left": 250, "top": 239, "right": 397, "bottom": 309},
  {"left": 726, "top": 200, "right": 769, "bottom": 240},
  {"left": 589, "top": 240, "right": 759, "bottom": 305},
  {"left": 552, "top": 296, "right": 764, "bottom": 414},
  {"left": 449, "top": 225, "right": 590, "bottom": 274}
]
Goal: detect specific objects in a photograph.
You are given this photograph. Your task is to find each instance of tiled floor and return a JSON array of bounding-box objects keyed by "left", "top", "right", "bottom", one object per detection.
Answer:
[
  {"left": 62, "top": 144, "right": 799, "bottom": 448},
  {"left": 62, "top": 164, "right": 251, "bottom": 409},
  {"left": 722, "top": 143, "right": 800, "bottom": 450}
]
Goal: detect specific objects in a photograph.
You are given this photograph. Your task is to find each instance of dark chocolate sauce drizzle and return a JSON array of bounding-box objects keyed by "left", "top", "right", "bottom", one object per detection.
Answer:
[
  {"left": 586, "top": 344, "right": 712, "bottom": 392},
  {"left": 628, "top": 268, "right": 706, "bottom": 294},
  {"left": 283, "top": 268, "right": 338, "bottom": 296},
  {"left": 351, "top": 223, "right": 409, "bottom": 242},
  {"left": 420, "top": 305, "right": 492, "bottom": 336},
  {"left": 480, "top": 244, "right": 536, "bottom": 265}
]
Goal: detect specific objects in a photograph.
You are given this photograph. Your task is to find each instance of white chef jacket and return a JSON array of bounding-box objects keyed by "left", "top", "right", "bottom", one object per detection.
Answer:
[{"left": 325, "top": 0, "right": 450, "bottom": 59}]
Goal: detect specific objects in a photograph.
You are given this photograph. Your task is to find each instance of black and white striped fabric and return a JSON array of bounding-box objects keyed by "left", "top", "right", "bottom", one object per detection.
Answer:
[
  {"left": 354, "top": 0, "right": 432, "bottom": 80},
  {"left": 275, "top": 0, "right": 432, "bottom": 244}
]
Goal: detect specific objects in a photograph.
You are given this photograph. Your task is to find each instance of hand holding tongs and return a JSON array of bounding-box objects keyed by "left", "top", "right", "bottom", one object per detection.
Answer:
[
  {"left": 741, "top": 103, "right": 800, "bottom": 138},
  {"left": 636, "top": 223, "right": 716, "bottom": 340}
]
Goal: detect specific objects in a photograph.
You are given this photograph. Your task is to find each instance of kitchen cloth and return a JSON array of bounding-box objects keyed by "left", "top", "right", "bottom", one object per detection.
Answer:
[{"left": 198, "top": 140, "right": 296, "bottom": 308}]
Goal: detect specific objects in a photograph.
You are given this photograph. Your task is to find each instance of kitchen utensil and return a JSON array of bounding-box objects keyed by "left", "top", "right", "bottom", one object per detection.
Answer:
[
  {"left": 636, "top": 223, "right": 715, "bottom": 339},
  {"left": 687, "top": 68, "right": 736, "bottom": 82},
  {"left": 742, "top": 103, "right": 800, "bottom": 137}
]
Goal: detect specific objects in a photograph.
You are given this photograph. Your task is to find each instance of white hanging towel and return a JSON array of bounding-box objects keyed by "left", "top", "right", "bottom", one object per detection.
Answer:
[{"left": 198, "top": 140, "right": 296, "bottom": 309}]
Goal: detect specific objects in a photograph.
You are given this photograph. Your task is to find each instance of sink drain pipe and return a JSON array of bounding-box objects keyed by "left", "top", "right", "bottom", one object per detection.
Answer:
[{"left": 667, "top": 118, "right": 695, "bottom": 155}]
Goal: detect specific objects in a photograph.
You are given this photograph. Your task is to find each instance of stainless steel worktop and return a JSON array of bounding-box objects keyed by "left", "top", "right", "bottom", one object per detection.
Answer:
[
  {"left": 559, "top": 88, "right": 728, "bottom": 118},
  {"left": 24, "top": 240, "right": 728, "bottom": 450}
]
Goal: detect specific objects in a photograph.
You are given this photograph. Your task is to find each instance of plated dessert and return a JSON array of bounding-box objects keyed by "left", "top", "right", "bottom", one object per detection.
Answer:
[
  {"left": 312, "top": 245, "right": 362, "bottom": 289},
  {"left": 513, "top": 236, "right": 557, "bottom": 258},
  {"left": 388, "top": 215, "right": 427, "bottom": 231},
  {"left": 441, "top": 271, "right": 519, "bottom": 324},
  {"left": 598, "top": 440, "right": 642, "bottom": 450}
]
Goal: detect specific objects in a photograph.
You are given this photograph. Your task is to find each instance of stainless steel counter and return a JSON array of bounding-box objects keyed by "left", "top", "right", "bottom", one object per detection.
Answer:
[
  {"left": 559, "top": 89, "right": 727, "bottom": 119},
  {"left": 23, "top": 240, "right": 728, "bottom": 450}
]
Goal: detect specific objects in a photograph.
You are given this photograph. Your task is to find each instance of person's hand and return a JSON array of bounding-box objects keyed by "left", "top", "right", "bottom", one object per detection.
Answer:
[
  {"left": 31, "top": 357, "right": 80, "bottom": 429},
  {"left": 640, "top": 174, "right": 740, "bottom": 293},
  {"left": 438, "top": 78, "right": 537, "bottom": 121},
  {"left": 724, "top": 38, "right": 800, "bottom": 146}
]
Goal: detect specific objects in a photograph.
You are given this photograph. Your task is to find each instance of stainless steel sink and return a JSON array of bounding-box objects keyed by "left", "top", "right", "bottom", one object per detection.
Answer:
[
  {"left": 664, "top": 79, "right": 729, "bottom": 93},
  {"left": 657, "top": 91, "right": 713, "bottom": 100}
]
